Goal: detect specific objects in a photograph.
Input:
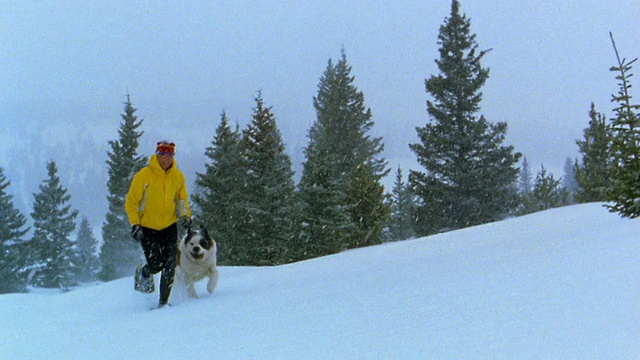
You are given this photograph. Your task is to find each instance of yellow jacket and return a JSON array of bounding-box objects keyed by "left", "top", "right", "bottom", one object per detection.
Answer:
[{"left": 125, "top": 154, "right": 191, "bottom": 230}]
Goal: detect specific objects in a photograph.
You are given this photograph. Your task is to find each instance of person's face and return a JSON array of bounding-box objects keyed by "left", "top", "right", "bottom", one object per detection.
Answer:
[{"left": 157, "top": 153, "right": 174, "bottom": 170}]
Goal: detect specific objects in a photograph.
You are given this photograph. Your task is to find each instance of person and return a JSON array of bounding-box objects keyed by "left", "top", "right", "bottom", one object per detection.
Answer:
[{"left": 125, "top": 140, "right": 192, "bottom": 307}]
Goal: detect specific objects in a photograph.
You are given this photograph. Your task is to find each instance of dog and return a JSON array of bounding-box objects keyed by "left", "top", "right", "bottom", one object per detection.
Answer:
[{"left": 176, "top": 226, "right": 219, "bottom": 298}]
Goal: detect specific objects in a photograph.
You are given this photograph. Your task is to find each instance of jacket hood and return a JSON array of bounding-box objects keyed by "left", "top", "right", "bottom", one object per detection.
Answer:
[{"left": 149, "top": 154, "right": 177, "bottom": 172}]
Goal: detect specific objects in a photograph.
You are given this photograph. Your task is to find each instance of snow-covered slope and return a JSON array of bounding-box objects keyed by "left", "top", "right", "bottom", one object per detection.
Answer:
[{"left": 2, "top": 203, "right": 639, "bottom": 359}]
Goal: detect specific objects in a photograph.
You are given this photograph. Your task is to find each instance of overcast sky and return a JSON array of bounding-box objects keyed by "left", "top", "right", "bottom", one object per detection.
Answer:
[{"left": 1, "top": 1, "right": 639, "bottom": 220}]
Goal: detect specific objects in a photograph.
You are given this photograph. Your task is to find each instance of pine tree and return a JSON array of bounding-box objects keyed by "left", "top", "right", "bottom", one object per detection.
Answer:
[
  {"left": 0, "top": 168, "right": 29, "bottom": 293},
  {"left": 296, "top": 149, "right": 353, "bottom": 259},
  {"left": 518, "top": 157, "right": 534, "bottom": 195},
  {"left": 520, "top": 165, "right": 570, "bottom": 215},
  {"left": 29, "top": 161, "right": 79, "bottom": 290},
  {"left": 241, "top": 93, "right": 296, "bottom": 265},
  {"left": 387, "top": 167, "right": 417, "bottom": 242},
  {"left": 192, "top": 112, "right": 247, "bottom": 265},
  {"left": 409, "top": 0, "right": 521, "bottom": 235},
  {"left": 605, "top": 33, "right": 640, "bottom": 217},
  {"left": 99, "top": 94, "right": 147, "bottom": 281},
  {"left": 345, "top": 161, "right": 391, "bottom": 248},
  {"left": 74, "top": 216, "right": 100, "bottom": 283},
  {"left": 574, "top": 103, "right": 613, "bottom": 203},
  {"left": 562, "top": 157, "right": 578, "bottom": 203},
  {"left": 297, "top": 49, "right": 389, "bottom": 258}
]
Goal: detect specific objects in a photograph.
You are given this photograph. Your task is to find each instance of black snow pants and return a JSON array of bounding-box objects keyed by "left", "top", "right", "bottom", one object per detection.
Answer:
[{"left": 139, "top": 223, "right": 178, "bottom": 305}]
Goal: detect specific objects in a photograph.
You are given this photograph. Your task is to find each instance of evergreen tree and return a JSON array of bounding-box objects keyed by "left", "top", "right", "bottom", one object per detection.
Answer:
[
  {"left": 0, "top": 168, "right": 29, "bottom": 293},
  {"left": 241, "top": 93, "right": 296, "bottom": 265},
  {"left": 296, "top": 148, "right": 353, "bottom": 259},
  {"left": 520, "top": 165, "right": 570, "bottom": 215},
  {"left": 29, "top": 161, "right": 79, "bottom": 290},
  {"left": 99, "top": 94, "right": 147, "bottom": 281},
  {"left": 387, "top": 167, "right": 417, "bottom": 242},
  {"left": 605, "top": 33, "right": 640, "bottom": 217},
  {"left": 409, "top": 0, "right": 521, "bottom": 235},
  {"left": 297, "top": 49, "right": 389, "bottom": 258},
  {"left": 192, "top": 112, "right": 247, "bottom": 265},
  {"left": 574, "top": 103, "right": 613, "bottom": 203},
  {"left": 518, "top": 157, "right": 534, "bottom": 195},
  {"left": 74, "top": 216, "right": 100, "bottom": 283},
  {"left": 345, "top": 161, "right": 391, "bottom": 247},
  {"left": 562, "top": 157, "right": 578, "bottom": 203}
]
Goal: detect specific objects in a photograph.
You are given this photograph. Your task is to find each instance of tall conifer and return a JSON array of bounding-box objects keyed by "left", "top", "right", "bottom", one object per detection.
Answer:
[
  {"left": 99, "top": 94, "right": 147, "bottom": 280},
  {"left": 192, "top": 112, "right": 246, "bottom": 265},
  {"left": 74, "top": 216, "right": 100, "bottom": 283},
  {"left": 409, "top": 0, "right": 520, "bottom": 235},
  {"left": 241, "top": 93, "right": 296, "bottom": 265},
  {"left": 518, "top": 157, "right": 533, "bottom": 195},
  {"left": 574, "top": 103, "right": 613, "bottom": 203},
  {"left": 0, "top": 168, "right": 29, "bottom": 293},
  {"left": 29, "top": 161, "right": 79, "bottom": 289},
  {"left": 562, "top": 157, "right": 578, "bottom": 201},
  {"left": 297, "top": 49, "right": 388, "bottom": 258},
  {"left": 387, "top": 167, "right": 417, "bottom": 242},
  {"left": 605, "top": 33, "right": 640, "bottom": 217}
]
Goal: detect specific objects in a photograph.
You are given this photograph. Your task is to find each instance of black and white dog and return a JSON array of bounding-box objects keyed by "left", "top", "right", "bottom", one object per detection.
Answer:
[{"left": 176, "top": 227, "right": 218, "bottom": 298}]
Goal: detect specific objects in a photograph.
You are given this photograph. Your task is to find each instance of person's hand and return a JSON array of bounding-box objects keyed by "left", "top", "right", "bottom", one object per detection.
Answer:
[
  {"left": 180, "top": 216, "right": 192, "bottom": 229},
  {"left": 131, "top": 225, "right": 144, "bottom": 242}
]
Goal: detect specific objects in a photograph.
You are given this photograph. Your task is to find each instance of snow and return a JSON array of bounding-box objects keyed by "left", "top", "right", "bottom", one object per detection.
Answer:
[{"left": 2, "top": 203, "right": 639, "bottom": 358}]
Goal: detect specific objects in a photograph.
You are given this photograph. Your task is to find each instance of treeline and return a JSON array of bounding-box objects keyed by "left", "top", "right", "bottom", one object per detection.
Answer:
[{"left": 1, "top": 1, "right": 637, "bottom": 293}]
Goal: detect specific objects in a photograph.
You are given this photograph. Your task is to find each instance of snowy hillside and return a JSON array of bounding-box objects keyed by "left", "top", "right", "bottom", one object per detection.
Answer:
[{"left": 2, "top": 203, "right": 639, "bottom": 359}]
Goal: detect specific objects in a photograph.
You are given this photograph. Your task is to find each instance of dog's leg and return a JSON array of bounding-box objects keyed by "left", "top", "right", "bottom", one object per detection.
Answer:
[
  {"left": 186, "top": 280, "right": 199, "bottom": 298},
  {"left": 207, "top": 269, "right": 219, "bottom": 294}
]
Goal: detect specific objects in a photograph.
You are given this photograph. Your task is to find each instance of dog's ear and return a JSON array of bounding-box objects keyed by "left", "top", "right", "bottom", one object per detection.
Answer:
[
  {"left": 200, "top": 235, "right": 213, "bottom": 250},
  {"left": 183, "top": 228, "right": 192, "bottom": 244}
]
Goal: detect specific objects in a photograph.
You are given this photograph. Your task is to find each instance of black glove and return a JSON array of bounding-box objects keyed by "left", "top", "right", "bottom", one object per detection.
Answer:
[
  {"left": 131, "top": 225, "right": 144, "bottom": 242},
  {"left": 179, "top": 216, "right": 192, "bottom": 229}
]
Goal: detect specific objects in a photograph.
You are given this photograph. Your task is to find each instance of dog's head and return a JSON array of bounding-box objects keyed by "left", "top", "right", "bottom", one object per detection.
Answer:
[{"left": 181, "top": 227, "right": 215, "bottom": 262}]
